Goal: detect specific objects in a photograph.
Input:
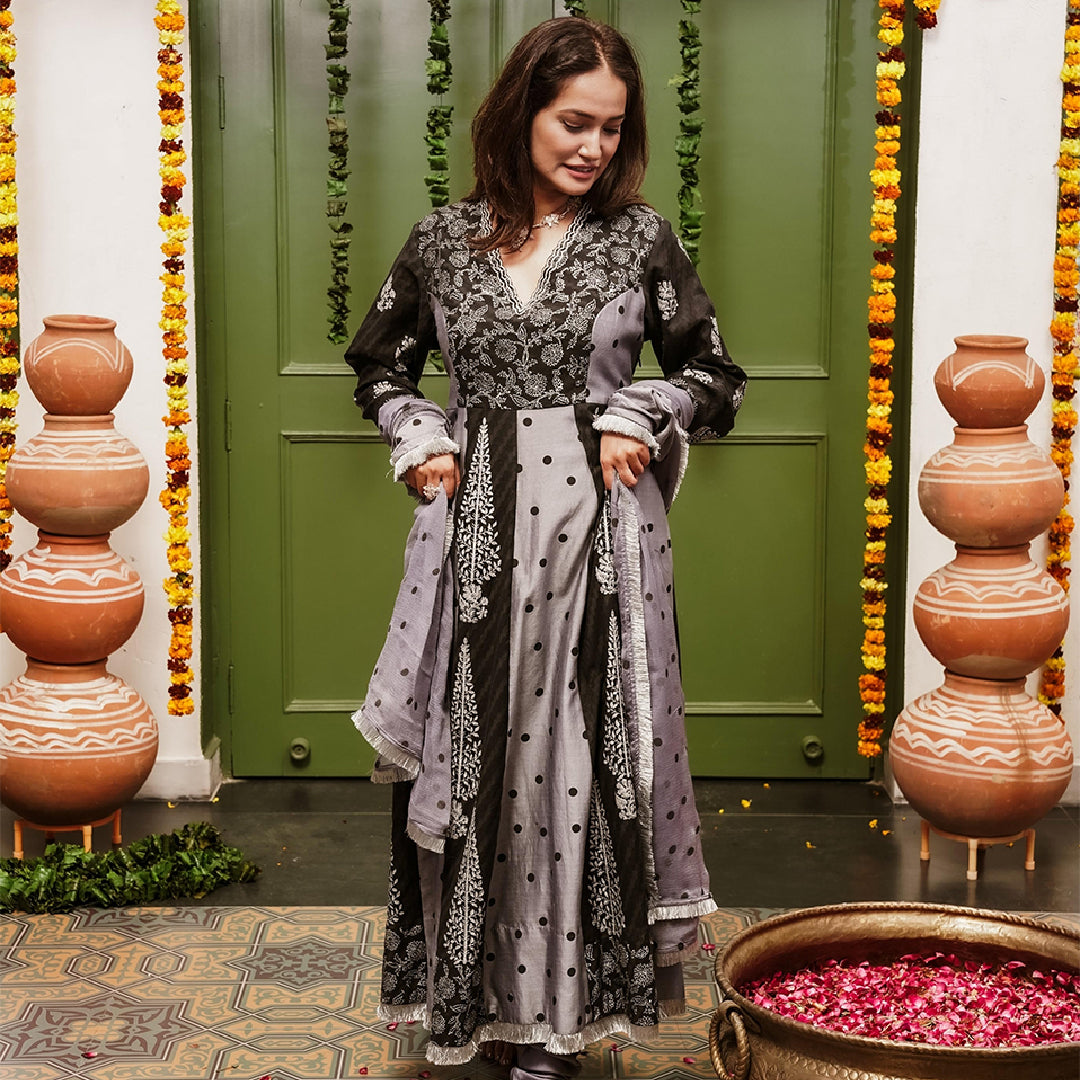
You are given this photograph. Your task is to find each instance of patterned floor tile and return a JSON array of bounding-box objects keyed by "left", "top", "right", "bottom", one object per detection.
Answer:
[{"left": 0, "top": 906, "right": 1075, "bottom": 1080}]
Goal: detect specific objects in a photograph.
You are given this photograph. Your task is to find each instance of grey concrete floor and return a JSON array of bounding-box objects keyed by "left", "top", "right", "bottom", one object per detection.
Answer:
[{"left": 3, "top": 780, "right": 1076, "bottom": 912}]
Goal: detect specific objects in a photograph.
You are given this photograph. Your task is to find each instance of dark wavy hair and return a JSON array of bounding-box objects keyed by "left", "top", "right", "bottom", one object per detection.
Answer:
[{"left": 466, "top": 18, "right": 648, "bottom": 252}]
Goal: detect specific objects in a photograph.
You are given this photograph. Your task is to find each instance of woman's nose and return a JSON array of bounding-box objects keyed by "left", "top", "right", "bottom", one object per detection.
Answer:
[{"left": 579, "top": 130, "right": 601, "bottom": 159}]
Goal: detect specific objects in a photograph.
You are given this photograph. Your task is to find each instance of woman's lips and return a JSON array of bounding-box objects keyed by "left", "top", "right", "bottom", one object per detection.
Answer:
[{"left": 564, "top": 164, "right": 596, "bottom": 179}]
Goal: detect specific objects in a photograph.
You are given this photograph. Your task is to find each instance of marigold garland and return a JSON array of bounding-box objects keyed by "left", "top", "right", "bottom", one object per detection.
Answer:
[
  {"left": 672, "top": 0, "right": 704, "bottom": 266},
  {"left": 155, "top": 0, "right": 194, "bottom": 717},
  {"left": 857, "top": 0, "right": 910, "bottom": 759},
  {"left": 912, "top": 0, "right": 940, "bottom": 29},
  {"left": 1039, "top": 0, "right": 1080, "bottom": 717},
  {"left": 325, "top": 3, "right": 352, "bottom": 345},
  {"left": 563, "top": 1, "right": 587, "bottom": 14},
  {"left": 0, "top": 0, "right": 17, "bottom": 572}
]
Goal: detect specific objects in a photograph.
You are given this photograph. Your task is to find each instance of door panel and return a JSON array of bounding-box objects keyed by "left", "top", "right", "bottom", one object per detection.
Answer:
[{"left": 196, "top": 0, "right": 886, "bottom": 777}]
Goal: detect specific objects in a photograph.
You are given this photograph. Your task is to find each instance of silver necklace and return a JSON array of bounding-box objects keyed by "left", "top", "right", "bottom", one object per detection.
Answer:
[{"left": 532, "top": 197, "right": 577, "bottom": 230}]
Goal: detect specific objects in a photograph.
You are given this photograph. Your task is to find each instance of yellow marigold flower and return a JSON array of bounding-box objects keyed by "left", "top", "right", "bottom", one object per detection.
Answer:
[
  {"left": 862, "top": 702, "right": 886, "bottom": 715},
  {"left": 877, "top": 86, "right": 902, "bottom": 108},
  {"left": 876, "top": 61, "right": 905, "bottom": 80},
  {"left": 866, "top": 514, "right": 892, "bottom": 530},
  {"left": 871, "top": 264, "right": 896, "bottom": 281},
  {"left": 859, "top": 575, "right": 888, "bottom": 592},
  {"left": 869, "top": 227, "right": 898, "bottom": 244}
]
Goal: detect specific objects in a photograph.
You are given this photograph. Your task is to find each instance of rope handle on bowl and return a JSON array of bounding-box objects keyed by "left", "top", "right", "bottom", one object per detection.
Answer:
[{"left": 708, "top": 1000, "right": 750, "bottom": 1080}]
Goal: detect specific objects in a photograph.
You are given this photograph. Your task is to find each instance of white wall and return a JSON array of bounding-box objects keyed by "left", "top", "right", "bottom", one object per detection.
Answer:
[
  {"left": 907, "top": 0, "right": 1079, "bottom": 802},
  {"left": 2, "top": 0, "right": 216, "bottom": 799}
]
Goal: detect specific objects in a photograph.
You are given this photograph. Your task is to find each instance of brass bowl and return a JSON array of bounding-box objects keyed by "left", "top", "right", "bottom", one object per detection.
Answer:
[{"left": 710, "top": 902, "right": 1080, "bottom": 1080}]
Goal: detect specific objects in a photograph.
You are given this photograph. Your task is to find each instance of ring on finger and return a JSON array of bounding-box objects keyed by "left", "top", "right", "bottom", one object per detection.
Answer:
[{"left": 422, "top": 482, "right": 440, "bottom": 501}]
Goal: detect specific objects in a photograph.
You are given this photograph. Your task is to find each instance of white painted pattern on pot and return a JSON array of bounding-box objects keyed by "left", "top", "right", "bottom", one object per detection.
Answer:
[
  {"left": 943, "top": 353, "right": 1038, "bottom": 389},
  {"left": 11, "top": 431, "right": 145, "bottom": 470},
  {"left": 2, "top": 546, "right": 142, "bottom": 601},
  {"left": 913, "top": 560, "right": 1067, "bottom": 618},
  {"left": 1, "top": 719, "right": 158, "bottom": 755},
  {"left": 25, "top": 334, "right": 128, "bottom": 373},
  {"left": 0, "top": 673, "right": 146, "bottom": 717},
  {"left": 890, "top": 684, "right": 1073, "bottom": 781}
]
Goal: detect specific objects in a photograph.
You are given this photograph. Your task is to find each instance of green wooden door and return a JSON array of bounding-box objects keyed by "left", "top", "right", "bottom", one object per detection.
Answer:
[{"left": 193, "top": 0, "right": 899, "bottom": 778}]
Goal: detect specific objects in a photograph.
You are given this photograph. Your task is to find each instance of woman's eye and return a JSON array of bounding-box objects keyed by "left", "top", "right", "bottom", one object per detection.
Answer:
[
  {"left": 603, "top": 128, "right": 622, "bottom": 137},
  {"left": 562, "top": 122, "right": 583, "bottom": 132}
]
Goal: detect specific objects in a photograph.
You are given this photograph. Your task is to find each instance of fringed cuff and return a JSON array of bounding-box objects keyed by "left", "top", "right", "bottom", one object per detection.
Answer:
[
  {"left": 649, "top": 895, "right": 718, "bottom": 924},
  {"left": 593, "top": 412, "right": 661, "bottom": 456},
  {"left": 351, "top": 707, "right": 420, "bottom": 779},
  {"left": 392, "top": 435, "right": 461, "bottom": 482},
  {"left": 658, "top": 997, "right": 688, "bottom": 1018}
]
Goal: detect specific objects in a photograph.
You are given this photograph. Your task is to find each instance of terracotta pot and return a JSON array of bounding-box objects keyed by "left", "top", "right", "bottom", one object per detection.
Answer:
[
  {"left": 22, "top": 315, "right": 134, "bottom": 416},
  {"left": 711, "top": 903, "right": 1079, "bottom": 1080},
  {"left": 5, "top": 415, "right": 149, "bottom": 534},
  {"left": 918, "top": 426, "right": 1063, "bottom": 547},
  {"left": 0, "top": 659, "right": 158, "bottom": 825},
  {"left": 889, "top": 672, "right": 1073, "bottom": 838},
  {"left": 934, "top": 335, "right": 1044, "bottom": 427},
  {"left": 913, "top": 545, "right": 1069, "bottom": 679},
  {"left": 0, "top": 532, "right": 144, "bottom": 663}
]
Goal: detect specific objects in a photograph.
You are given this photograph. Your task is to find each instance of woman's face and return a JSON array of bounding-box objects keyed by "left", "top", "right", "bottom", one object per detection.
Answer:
[{"left": 529, "top": 64, "right": 627, "bottom": 208}]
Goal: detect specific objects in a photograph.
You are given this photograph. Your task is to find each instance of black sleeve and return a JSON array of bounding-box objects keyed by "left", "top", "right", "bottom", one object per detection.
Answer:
[
  {"left": 643, "top": 219, "right": 747, "bottom": 440},
  {"left": 344, "top": 224, "right": 439, "bottom": 425}
]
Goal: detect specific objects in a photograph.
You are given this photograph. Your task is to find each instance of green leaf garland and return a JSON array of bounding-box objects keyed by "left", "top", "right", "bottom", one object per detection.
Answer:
[
  {"left": 0, "top": 823, "right": 260, "bottom": 914},
  {"left": 425, "top": 0, "right": 453, "bottom": 208},
  {"left": 671, "top": 0, "right": 703, "bottom": 265},
  {"left": 325, "top": 2, "right": 353, "bottom": 344}
]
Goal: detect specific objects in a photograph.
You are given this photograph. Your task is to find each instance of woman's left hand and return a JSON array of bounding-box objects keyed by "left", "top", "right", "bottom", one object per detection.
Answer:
[{"left": 600, "top": 432, "right": 651, "bottom": 491}]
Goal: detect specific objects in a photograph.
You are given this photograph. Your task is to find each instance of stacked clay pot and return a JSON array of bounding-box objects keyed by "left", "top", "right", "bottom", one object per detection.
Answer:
[
  {"left": 890, "top": 335, "right": 1073, "bottom": 838},
  {"left": 0, "top": 315, "right": 157, "bottom": 826}
]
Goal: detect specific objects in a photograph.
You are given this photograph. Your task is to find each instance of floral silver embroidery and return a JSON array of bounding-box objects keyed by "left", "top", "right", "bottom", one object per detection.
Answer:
[
  {"left": 732, "top": 383, "right": 746, "bottom": 411},
  {"left": 586, "top": 781, "right": 626, "bottom": 936},
  {"left": 449, "top": 639, "right": 480, "bottom": 838},
  {"left": 603, "top": 611, "right": 637, "bottom": 821},
  {"left": 415, "top": 202, "right": 661, "bottom": 408},
  {"left": 656, "top": 279, "right": 678, "bottom": 322},
  {"left": 395, "top": 335, "right": 417, "bottom": 360},
  {"left": 456, "top": 419, "right": 502, "bottom": 622},
  {"left": 444, "top": 810, "right": 484, "bottom": 967},
  {"left": 709, "top": 314, "right": 723, "bottom": 356},
  {"left": 377, "top": 276, "right": 396, "bottom": 312},
  {"left": 371, "top": 380, "right": 401, "bottom": 399},
  {"left": 594, "top": 497, "right": 617, "bottom": 596},
  {"left": 684, "top": 369, "right": 714, "bottom": 385}
]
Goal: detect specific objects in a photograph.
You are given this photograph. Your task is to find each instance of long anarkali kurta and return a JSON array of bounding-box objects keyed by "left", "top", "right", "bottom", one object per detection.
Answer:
[{"left": 345, "top": 199, "right": 746, "bottom": 1065}]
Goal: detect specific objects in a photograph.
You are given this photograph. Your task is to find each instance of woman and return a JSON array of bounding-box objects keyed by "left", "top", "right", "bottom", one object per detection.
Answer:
[{"left": 346, "top": 16, "right": 746, "bottom": 1071}]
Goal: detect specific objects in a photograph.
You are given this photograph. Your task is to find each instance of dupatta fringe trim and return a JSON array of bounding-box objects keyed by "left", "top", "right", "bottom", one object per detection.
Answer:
[
  {"left": 352, "top": 707, "right": 420, "bottom": 779},
  {"left": 406, "top": 818, "right": 446, "bottom": 854}
]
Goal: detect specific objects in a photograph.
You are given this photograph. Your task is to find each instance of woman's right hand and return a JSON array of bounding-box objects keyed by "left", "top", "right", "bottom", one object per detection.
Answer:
[{"left": 406, "top": 453, "right": 460, "bottom": 500}]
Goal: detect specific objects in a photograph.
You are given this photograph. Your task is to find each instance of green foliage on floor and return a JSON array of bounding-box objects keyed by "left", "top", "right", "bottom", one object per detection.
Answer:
[{"left": 0, "top": 822, "right": 260, "bottom": 914}]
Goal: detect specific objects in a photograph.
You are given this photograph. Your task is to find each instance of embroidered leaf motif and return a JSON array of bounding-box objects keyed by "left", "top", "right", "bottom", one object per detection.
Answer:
[
  {"left": 377, "top": 275, "right": 396, "bottom": 312},
  {"left": 445, "top": 811, "right": 485, "bottom": 967},
  {"left": 602, "top": 612, "right": 637, "bottom": 820},
  {"left": 656, "top": 279, "right": 679, "bottom": 322},
  {"left": 594, "top": 496, "right": 617, "bottom": 596},
  {"left": 456, "top": 419, "right": 502, "bottom": 622},
  {"left": 587, "top": 781, "right": 626, "bottom": 936},
  {"left": 449, "top": 638, "right": 480, "bottom": 838}
]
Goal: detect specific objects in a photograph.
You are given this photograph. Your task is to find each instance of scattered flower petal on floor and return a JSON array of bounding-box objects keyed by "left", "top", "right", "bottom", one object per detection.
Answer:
[
  {"left": 742, "top": 953, "right": 1080, "bottom": 1046},
  {"left": 387, "top": 1022, "right": 398, "bottom": 1030},
  {"left": 682, "top": 1057, "right": 695, "bottom": 1064},
  {"left": 805, "top": 841, "right": 815, "bottom": 848},
  {"left": 882, "top": 829, "right": 892, "bottom": 836},
  {"left": 868, "top": 819, "right": 878, "bottom": 828},
  {"left": 741, "top": 799, "right": 752, "bottom": 808}
]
